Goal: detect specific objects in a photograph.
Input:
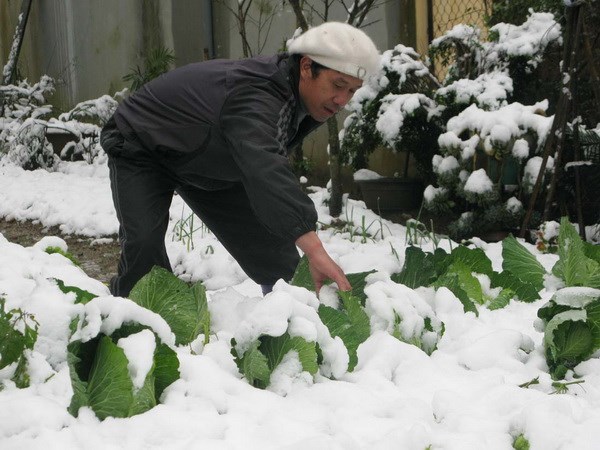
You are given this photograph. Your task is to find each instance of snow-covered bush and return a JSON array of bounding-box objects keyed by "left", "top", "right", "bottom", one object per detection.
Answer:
[
  {"left": 49, "top": 93, "right": 122, "bottom": 164},
  {"left": 340, "top": 11, "right": 562, "bottom": 239},
  {"left": 340, "top": 45, "right": 442, "bottom": 178},
  {"left": 1, "top": 75, "right": 122, "bottom": 169},
  {"left": 424, "top": 11, "right": 562, "bottom": 239},
  {"left": 0, "top": 76, "right": 57, "bottom": 170}
]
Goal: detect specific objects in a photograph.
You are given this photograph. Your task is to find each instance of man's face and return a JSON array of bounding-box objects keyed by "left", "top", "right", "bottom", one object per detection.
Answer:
[{"left": 298, "top": 56, "right": 363, "bottom": 122}]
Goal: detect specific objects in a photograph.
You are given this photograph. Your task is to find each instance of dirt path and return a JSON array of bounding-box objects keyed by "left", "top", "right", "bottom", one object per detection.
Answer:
[{"left": 0, "top": 217, "right": 120, "bottom": 285}]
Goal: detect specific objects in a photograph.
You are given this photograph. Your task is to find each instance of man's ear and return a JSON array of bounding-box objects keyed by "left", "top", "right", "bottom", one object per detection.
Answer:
[{"left": 299, "top": 55, "right": 313, "bottom": 79}]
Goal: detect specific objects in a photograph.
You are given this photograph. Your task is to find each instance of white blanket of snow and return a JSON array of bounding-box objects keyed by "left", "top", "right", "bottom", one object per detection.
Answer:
[{"left": 1, "top": 161, "right": 600, "bottom": 450}]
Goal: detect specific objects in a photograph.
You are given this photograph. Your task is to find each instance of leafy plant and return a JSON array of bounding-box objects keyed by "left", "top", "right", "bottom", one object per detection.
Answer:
[
  {"left": 128, "top": 266, "right": 211, "bottom": 346},
  {"left": 68, "top": 330, "right": 179, "bottom": 420},
  {"left": 487, "top": 0, "right": 564, "bottom": 27},
  {"left": 341, "top": 45, "right": 440, "bottom": 178},
  {"left": 537, "top": 288, "right": 600, "bottom": 379},
  {"left": 392, "top": 232, "right": 547, "bottom": 314},
  {"left": 551, "top": 217, "right": 600, "bottom": 289},
  {"left": 231, "top": 333, "right": 318, "bottom": 389},
  {"left": 550, "top": 379, "right": 585, "bottom": 395},
  {"left": 123, "top": 46, "right": 175, "bottom": 92},
  {"left": 171, "top": 209, "right": 211, "bottom": 252},
  {"left": 293, "top": 256, "right": 444, "bottom": 359},
  {"left": 423, "top": 11, "right": 562, "bottom": 240},
  {"left": 54, "top": 279, "right": 97, "bottom": 304},
  {"left": 0, "top": 297, "right": 39, "bottom": 388},
  {"left": 66, "top": 269, "right": 195, "bottom": 420},
  {"left": 512, "top": 434, "right": 531, "bottom": 450},
  {"left": 45, "top": 246, "right": 80, "bottom": 266},
  {"left": 318, "top": 291, "right": 371, "bottom": 371}
]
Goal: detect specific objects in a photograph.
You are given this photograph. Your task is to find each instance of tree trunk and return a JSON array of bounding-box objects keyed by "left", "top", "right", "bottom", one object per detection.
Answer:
[
  {"left": 327, "top": 117, "right": 343, "bottom": 217},
  {"left": 1, "top": 0, "right": 32, "bottom": 86}
]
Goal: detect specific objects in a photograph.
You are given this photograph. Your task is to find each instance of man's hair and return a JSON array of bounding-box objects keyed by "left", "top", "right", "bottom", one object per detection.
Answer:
[
  {"left": 309, "top": 59, "right": 326, "bottom": 78},
  {"left": 291, "top": 54, "right": 326, "bottom": 79}
]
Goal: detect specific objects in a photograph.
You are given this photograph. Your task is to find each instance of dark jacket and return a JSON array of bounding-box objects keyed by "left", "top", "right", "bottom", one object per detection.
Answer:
[{"left": 107, "top": 54, "right": 322, "bottom": 242}]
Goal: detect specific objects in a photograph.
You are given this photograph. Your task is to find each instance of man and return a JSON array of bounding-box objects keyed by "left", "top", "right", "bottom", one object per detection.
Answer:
[{"left": 100, "top": 22, "right": 380, "bottom": 297}]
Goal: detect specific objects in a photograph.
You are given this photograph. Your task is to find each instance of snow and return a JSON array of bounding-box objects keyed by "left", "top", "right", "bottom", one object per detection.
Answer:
[
  {"left": 512, "top": 138, "right": 530, "bottom": 159},
  {"left": 464, "top": 168, "right": 494, "bottom": 194},
  {"left": 506, "top": 197, "right": 523, "bottom": 214},
  {"left": 118, "top": 329, "right": 157, "bottom": 390},
  {"left": 441, "top": 102, "right": 553, "bottom": 159},
  {"left": 436, "top": 71, "right": 513, "bottom": 110},
  {"left": 432, "top": 154, "right": 459, "bottom": 174},
  {"left": 353, "top": 168, "right": 383, "bottom": 181},
  {"left": 490, "top": 12, "right": 562, "bottom": 66},
  {"left": 1, "top": 158, "right": 600, "bottom": 449}
]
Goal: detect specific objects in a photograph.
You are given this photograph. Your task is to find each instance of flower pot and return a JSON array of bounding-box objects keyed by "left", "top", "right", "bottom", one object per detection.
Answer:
[{"left": 356, "top": 178, "right": 424, "bottom": 212}]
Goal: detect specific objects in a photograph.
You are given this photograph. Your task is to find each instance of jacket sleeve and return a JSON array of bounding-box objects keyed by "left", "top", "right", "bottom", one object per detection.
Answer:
[{"left": 219, "top": 82, "right": 318, "bottom": 242}]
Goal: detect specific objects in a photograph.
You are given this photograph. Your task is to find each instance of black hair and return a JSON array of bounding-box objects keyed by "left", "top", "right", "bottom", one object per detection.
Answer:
[
  {"left": 309, "top": 60, "right": 326, "bottom": 78},
  {"left": 291, "top": 54, "right": 327, "bottom": 79}
]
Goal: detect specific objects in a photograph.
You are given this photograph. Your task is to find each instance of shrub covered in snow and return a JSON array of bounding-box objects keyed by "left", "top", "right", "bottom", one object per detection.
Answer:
[
  {"left": 425, "top": 12, "right": 562, "bottom": 239},
  {"left": 1, "top": 76, "right": 123, "bottom": 169},
  {"left": 341, "top": 11, "right": 564, "bottom": 240},
  {"left": 340, "top": 45, "right": 442, "bottom": 178},
  {"left": 0, "top": 76, "right": 57, "bottom": 170}
]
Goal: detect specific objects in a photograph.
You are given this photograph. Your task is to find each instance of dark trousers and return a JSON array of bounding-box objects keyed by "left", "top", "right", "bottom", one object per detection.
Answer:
[{"left": 105, "top": 131, "right": 299, "bottom": 297}]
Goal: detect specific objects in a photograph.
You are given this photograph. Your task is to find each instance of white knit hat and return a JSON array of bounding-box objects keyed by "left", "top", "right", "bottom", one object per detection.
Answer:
[{"left": 287, "top": 22, "right": 380, "bottom": 81}]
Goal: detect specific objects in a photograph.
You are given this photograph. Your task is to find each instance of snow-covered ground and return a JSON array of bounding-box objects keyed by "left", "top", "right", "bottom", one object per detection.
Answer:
[{"left": 1, "top": 160, "right": 600, "bottom": 450}]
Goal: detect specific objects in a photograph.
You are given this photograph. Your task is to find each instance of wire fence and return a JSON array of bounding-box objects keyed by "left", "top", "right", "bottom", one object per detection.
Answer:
[
  {"left": 430, "top": 0, "right": 491, "bottom": 39},
  {"left": 428, "top": 0, "right": 492, "bottom": 79}
]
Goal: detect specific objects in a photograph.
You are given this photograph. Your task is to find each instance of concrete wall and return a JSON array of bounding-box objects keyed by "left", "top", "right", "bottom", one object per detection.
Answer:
[{"left": 0, "top": 0, "right": 211, "bottom": 111}]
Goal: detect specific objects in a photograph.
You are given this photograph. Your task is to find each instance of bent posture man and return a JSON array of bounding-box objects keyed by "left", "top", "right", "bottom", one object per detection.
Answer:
[{"left": 100, "top": 22, "right": 380, "bottom": 297}]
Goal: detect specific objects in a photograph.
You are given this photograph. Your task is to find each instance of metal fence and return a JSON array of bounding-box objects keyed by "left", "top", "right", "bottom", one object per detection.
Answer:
[
  {"left": 430, "top": 0, "right": 491, "bottom": 39},
  {"left": 428, "top": 0, "right": 492, "bottom": 79}
]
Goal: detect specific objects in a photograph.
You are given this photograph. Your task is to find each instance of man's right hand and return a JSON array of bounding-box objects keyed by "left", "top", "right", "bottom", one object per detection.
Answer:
[{"left": 295, "top": 231, "right": 351, "bottom": 294}]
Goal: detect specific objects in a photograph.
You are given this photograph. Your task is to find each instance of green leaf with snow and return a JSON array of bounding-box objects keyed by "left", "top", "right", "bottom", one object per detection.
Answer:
[
  {"left": 55, "top": 279, "right": 97, "bottom": 304},
  {"left": 490, "top": 271, "right": 540, "bottom": 303},
  {"left": 450, "top": 245, "right": 493, "bottom": 276},
  {"left": 346, "top": 270, "right": 377, "bottom": 306},
  {"left": 0, "top": 298, "right": 38, "bottom": 371},
  {"left": 191, "top": 282, "right": 211, "bottom": 343},
  {"left": 487, "top": 288, "right": 515, "bottom": 310},
  {"left": 232, "top": 333, "right": 318, "bottom": 389},
  {"left": 392, "top": 246, "right": 438, "bottom": 288},
  {"left": 129, "top": 371, "right": 157, "bottom": 416},
  {"left": 537, "top": 302, "right": 571, "bottom": 323},
  {"left": 439, "top": 260, "right": 485, "bottom": 305},
  {"left": 433, "top": 273, "right": 478, "bottom": 315},
  {"left": 231, "top": 339, "right": 271, "bottom": 388},
  {"left": 552, "top": 217, "right": 600, "bottom": 288},
  {"left": 584, "top": 301, "right": 600, "bottom": 349},
  {"left": 454, "top": 261, "right": 485, "bottom": 304},
  {"left": 86, "top": 336, "right": 135, "bottom": 420},
  {"left": 584, "top": 242, "right": 600, "bottom": 264},
  {"left": 153, "top": 342, "right": 180, "bottom": 400},
  {"left": 45, "top": 246, "right": 80, "bottom": 266},
  {"left": 67, "top": 330, "right": 179, "bottom": 420},
  {"left": 67, "top": 347, "right": 90, "bottom": 416},
  {"left": 318, "top": 291, "right": 370, "bottom": 371},
  {"left": 260, "top": 333, "right": 318, "bottom": 376},
  {"left": 291, "top": 255, "right": 314, "bottom": 291},
  {"left": 129, "top": 266, "right": 209, "bottom": 345},
  {"left": 502, "top": 235, "right": 546, "bottom": 291},
  {"left": 544, "top": 310, "right": 594, "bottom": 378}
]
